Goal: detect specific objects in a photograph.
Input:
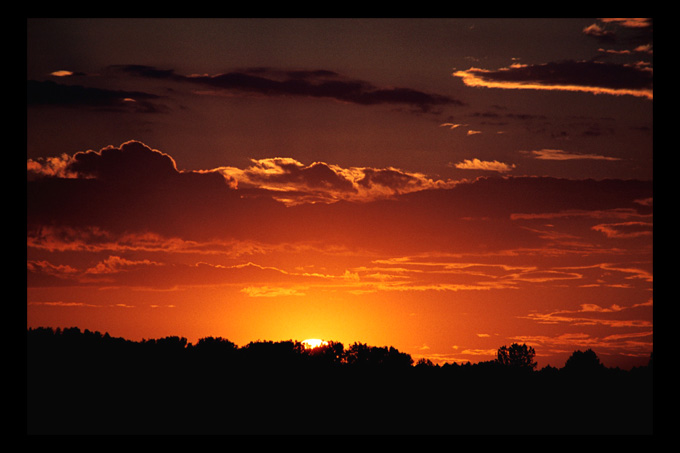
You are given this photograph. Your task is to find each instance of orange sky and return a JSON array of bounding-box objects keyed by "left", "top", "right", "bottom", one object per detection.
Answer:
[{"left": 27, "top": 19, "right": 653, "bottom": 369}]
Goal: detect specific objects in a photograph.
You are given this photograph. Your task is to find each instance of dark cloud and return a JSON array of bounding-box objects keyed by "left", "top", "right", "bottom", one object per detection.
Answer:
[
  {"left": 505, "top": 112, "right": 548, "bottom": 121},
  {"left": 584, "top": 19, "right": 653, "bottom": 48},
  {"left": 109, "top": 64, "right": 178, "bottom": 80},
  {"left": 27, "top": 141, "right": 653, "bottom": 256},
  {"left": 26, "top": 141, "right": 254, "bottom": 240},
  {"left": 357, "top": 168, "right": 422, "bottom": 189},
  {"left": 67, "top": 141, "right": 179, "bottom": 182},
  {"left": 113, "top": 64, "right": 463, "bottom": 111},
  {"left": 244, "top": 159, "right": 356, "bottom": 194},
  {"left": 402, "top": 176, "right": 653, "bottom": 218},
  {"left": 471, "top": 60, "right": 651, "bottom": 91},
  {"left": 27, "top": 80, "right": 164, "bottom": 112}
]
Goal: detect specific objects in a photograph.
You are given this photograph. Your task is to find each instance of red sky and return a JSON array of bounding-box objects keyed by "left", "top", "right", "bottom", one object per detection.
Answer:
[{"left": 27, "top": 18, "right": 653, "bottom": 369}]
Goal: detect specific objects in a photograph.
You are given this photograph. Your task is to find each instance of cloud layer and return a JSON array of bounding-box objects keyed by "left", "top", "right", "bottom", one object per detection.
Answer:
[
  {"left": 27, "top": 141, "right": 652, "bottom": 245},
  {"left": 27, "top": 141, "right": 653, "bottom": 366},
  {"left": 27, "top": 140, "right": 654, "bottom": 293}
]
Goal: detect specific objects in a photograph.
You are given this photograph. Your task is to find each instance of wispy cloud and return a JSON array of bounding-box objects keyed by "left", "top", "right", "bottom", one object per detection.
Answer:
[
  {"left": 599, "top": 18, "right": 652, "bottom": 29},
  {"left": 439, "top": 122, "right": 467, "bottom": 130},
  {"left": 28, "top": 301, "right": 101, "bottom": 308},
  {"left": 240, "top": 286, "right": 307, "bottom": 297},
  {"left": 592, "top": 221, "right": 653, "bottom": 239},
  {"left": 521, "top": 300, "right": 652, "bottom": 329},
  {"left": 27, "top": 260, "right": 79, "bottom": 278},
  {"left": 84, "top": 256, "right": 162, "bottom": 275},
  {"left": 512, "top": 330, "right": 653, "bottom": 363}
]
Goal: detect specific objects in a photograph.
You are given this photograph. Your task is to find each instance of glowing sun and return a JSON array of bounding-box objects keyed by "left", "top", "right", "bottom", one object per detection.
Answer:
[{"left": 302, "top": 339, "right": 328, "bottom": 349}]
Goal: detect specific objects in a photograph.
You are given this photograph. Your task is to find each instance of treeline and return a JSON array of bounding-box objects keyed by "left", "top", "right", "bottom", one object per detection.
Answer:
[
  {"left": 27, "top": 327, "right": 412, "bottom": 370},
  {"left": 26, "top": 327, "right": 654, "bottom": 435}
]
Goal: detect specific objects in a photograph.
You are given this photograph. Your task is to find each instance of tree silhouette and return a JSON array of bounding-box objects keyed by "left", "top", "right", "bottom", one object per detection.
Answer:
[
  {"left": 194, "top": 336, "right": 237, "bottom": 353},
  {"left": 26, "top": 327, "right": 653, "bottom": 434},
  {"left": 563, "top": 349, "right": 605, "bottom": 374},
  {"left": 345, "top": 342, "right": 413, "bottom": 368},
  {"left": 496, "top": 343, "right": 537, "bottom": 370},
  {"left": 415, "top": 358, "right": 435, "bottom": 367}
]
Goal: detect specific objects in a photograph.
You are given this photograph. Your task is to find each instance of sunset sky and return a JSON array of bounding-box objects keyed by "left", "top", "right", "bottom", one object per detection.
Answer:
[{"left": 27, "top": 18, "right": 653, "bottom": 369}]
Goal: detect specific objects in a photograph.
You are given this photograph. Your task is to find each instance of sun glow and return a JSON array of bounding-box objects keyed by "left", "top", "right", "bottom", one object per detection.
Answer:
[{"left": 302, "top": 338, "right": 328, "bottom": 349}]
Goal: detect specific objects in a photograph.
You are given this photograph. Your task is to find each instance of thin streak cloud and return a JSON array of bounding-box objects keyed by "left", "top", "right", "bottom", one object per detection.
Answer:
[
  {"left": 522, "top": 149, "right": 621, "bottom": 161},
  {"left": 453, "top": 60, "right": 653, "bottom": 99}
]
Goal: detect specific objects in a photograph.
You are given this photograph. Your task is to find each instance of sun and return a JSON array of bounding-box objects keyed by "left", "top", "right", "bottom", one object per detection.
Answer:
[{"left": 302, "top": 339, "right": 328, "bottom": 349}]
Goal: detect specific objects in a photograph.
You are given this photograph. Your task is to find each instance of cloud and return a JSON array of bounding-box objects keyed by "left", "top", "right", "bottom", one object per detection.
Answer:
[
  {"left": 26, "top": 153, "right": 78, "bottom": 179},
  {"left": 27, "top": 80, "right": 165, "bottom": 112},
  {"left": 27, "top": 141, "right": 250, "bottom": 241},
  {"left": 521, "top": 294, "right": 653, "bottom": 329},
  {"left": 439, "top": 123, "right": 467, "bottom": 129},
  {"left": 511, "top": 330, "right": 653, "bottom": 364},
  {"left": 224, "top": 157, "right": 356, "bottom": 196},
  {"left": 599, "top": 18, "right": 652, "bottom": 29},
  {"left": 27, "top": 141, "right": 653, "bottom": 258},
  {"left": 592, "top": 221, "right": 653, "bottom": 239},
  {"left": 583, "top": 23, "right": 615, "bottom": 40},
  {"left": 508, "top": 270, "right": 583, "bottom": 284},
  {"left": 453, "top": 60, "right": 652, "bottom": 99},
  {"left": 598, "top": 46, "right": 653, "bottom": 56},
  {"left": 50, "top": 70, "right": 81, "bottom": 77},
  {"left": 218, "top": 157, "right": 456, "bottom": 204},
  {"left": 523, "top": 309, "right": 651, "bottom": 329},
  {"left": 113, "top": 65, "right": 464, "bottom": 112},
  {"left": 451, "top": 158, "right": 516, "bottom": 173},
  {"left": 364, "top": 253, "right": 649, "bottom": 293},
  {"left": 27, "top": 254, "right": 306, "bottom": 290},
  {"left": 240, "top": 286, "right": 307, "bottom": 298},
  {"left": 27, "top": 260, "right": 79, "bottom": 278},
  {"left": 522, "top": 149, "right": 621, "bottom": 161},
  {"left": 579, "top": 304, "right": 624, "bottom": 313},
  {"left": 84, "top": 256, "right": 162, "bottom": 275},
  {"left": 58, "top": 140, "right": 180, "bottom": 181},
  {"left": 585, "top": 19, "right": 653, "bottom": 59},
  {"left": 26, "top": 142, "right": 652, "bottom": 345}
]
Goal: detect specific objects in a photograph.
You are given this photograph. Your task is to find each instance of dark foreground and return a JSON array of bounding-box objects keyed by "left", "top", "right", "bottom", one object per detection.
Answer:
[{"left": 26, "top": 328, "right": 653, "bottom": 435}]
